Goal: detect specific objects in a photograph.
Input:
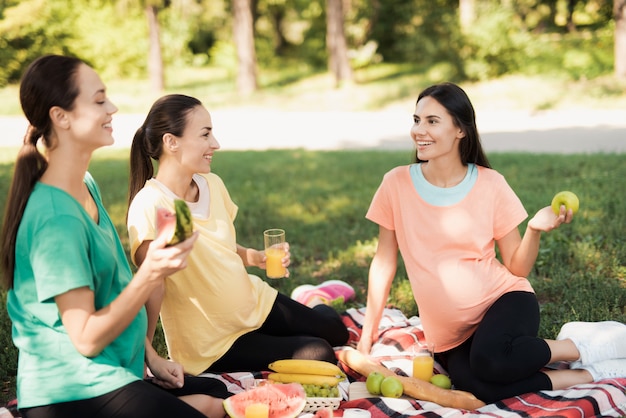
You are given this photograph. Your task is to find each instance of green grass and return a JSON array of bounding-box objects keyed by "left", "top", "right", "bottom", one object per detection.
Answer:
[{"left": 1, "top": 149, "right": 625, "bottom": 406}]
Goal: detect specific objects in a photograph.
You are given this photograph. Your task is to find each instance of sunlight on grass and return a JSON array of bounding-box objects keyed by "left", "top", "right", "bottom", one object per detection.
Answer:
[
  {"left": 2, "top": 65, "right": 626, "bottom": 116},
  {"left": 0, "top": 148, "right": 19, "bottom": 164}
]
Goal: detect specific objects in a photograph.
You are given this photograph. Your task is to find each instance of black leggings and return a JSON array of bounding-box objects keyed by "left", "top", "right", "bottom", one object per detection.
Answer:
[
  {"left": 438, "top": 291, "right": 553, "bottom": 404},
  {"left": 207, "top": 292, "right": 349, "bottom": 372},
  {"left": 20, "top": 379, "right": 213, "bottom": 418}
]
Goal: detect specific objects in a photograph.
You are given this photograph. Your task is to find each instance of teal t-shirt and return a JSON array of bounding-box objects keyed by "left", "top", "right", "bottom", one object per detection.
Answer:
[{"left": 7, "top": 172, "right": 146, "bottom": 408}]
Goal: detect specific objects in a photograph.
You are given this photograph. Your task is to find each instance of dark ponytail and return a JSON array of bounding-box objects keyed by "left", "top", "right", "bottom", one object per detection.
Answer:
[
  {"left": 1, "top": 55, "right": 83, "bottom": 289},
  {"left": 127, "top": 94, "right": 202, "bottom": 217},
  {"left": 127, "top": 124, "right": 157, "bottom": 213}
]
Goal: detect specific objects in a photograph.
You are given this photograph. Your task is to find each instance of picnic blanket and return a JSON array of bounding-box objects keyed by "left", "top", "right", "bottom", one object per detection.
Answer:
[
  {"left": 3, "top": 308, "right": 626, "bottom": 417},
  {"left": 200, "top": 308, "right": 626, "bottom": 418}
]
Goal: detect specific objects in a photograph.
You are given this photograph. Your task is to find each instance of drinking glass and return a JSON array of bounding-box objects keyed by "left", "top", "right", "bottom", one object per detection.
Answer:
[{"left": 263, "top": 229, "right": 286, "bottom": 279}]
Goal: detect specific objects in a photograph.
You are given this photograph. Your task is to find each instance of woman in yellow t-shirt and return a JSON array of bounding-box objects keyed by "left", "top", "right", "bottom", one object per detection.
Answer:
[
  {"left": 357, "top": 82, "right": 626, "bottom": 404},
  {"left": 126, "top": 94, "right": 349, "bottom": 376}
]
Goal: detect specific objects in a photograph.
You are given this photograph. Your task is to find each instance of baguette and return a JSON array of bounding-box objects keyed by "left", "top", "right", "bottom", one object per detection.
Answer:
[{"left": 337, "top": 347, "right": 486, "bottom": 410}]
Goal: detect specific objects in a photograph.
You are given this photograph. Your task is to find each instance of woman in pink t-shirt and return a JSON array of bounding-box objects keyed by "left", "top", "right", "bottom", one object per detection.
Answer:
[{"left": 357, "top": 82, "right": 626, "bottom": 403}]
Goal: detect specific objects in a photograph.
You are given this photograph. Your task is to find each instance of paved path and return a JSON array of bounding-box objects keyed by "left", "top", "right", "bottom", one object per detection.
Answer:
[{"left": 1, "top": 108, "right": 624, "bottom": 153}]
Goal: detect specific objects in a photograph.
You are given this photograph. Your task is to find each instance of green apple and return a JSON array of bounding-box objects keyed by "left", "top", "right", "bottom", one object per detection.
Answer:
[
  {"left": 365, "top": 371, "right": 385, "bottom": 395},
  {"left": 551, "top": 191, "right": 579, "bottom": 216},
  {"left": 380, "top": 376, "right": 403, "bottom": 398},
  {"left": 429, "top": 374, "right": 452, "bottom": 389}
]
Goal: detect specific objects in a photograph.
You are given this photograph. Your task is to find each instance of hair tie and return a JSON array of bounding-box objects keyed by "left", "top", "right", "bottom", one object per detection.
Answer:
[{"left": 23, "top": 125, "right": 42, "bottom": 147}]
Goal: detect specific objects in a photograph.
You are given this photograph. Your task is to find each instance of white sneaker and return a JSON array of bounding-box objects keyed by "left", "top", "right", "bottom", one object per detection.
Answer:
[
  {"left": 571, "top": 358, "right": 626, "bottom": 381},
  {"left": 557, "top": 321, "right": 626, "bottom": 365}
]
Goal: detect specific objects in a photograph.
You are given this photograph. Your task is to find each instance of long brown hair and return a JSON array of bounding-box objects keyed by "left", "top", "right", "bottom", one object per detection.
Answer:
[
  {"left": 412, "top": 82, "right": 491, "bottom": 168},
  {"left": 0, "top": 55, "right": 83, "bottom": 289},
  {"left": 127, "top": 94, "right": 202, "bottom": 213}
]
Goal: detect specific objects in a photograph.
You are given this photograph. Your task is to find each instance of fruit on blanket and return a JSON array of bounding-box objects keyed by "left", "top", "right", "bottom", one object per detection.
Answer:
[
  {"left": 337, "top": 348, "right": 486, "bottom": 410},
  {"left": 156, "top": 199, "right": 194, "bottom": 246},
  {"left": 365, "top": 371, "right": 385, "bottom": 395},
  {"left": 380, "top": 376, "right": 403, "bottom": 398},
  {"left": 267, "top": 372, "right": 342, "bottom": 387},
  {"left": 312, "top": 408, "right": 333, "bottom": 418},
  {"left": 430, "top": 374, "right": 452, "bottom": 390},
  {"left": 302, "top": 384, "right": 340, "bottom": 398},
  {"left": 223, "top": 383, "right": 306, "bottom": 418},
  {"left": 268, "top": 359, "right": 346, "bottom": 378},
  {"left": 551, "top": 191, "right": 579, "bottom": 216}
]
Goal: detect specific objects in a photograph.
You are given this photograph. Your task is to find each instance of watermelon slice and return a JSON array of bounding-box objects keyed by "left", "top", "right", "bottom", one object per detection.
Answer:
[
  {"left": 223, "top": 383, "right": 306, "bottom": 418},
  {"left": 155, "top": 199, "right": 193, "bottom": 246}
]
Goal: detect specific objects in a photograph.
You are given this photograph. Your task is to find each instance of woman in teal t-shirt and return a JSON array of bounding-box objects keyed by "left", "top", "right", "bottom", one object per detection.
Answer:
[{"left": 0, "top": 55, "right": 227, "bottom": 418}]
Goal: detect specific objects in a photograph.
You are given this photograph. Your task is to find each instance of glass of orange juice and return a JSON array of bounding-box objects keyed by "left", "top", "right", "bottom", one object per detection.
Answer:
[
  {"left": 412, "top": 342, "right": 435, "bottom": 381},
  {"left": 263, "top": 229, "right": 286, "bottom": 279},
  {"left": 245, "top": 403, "right": 269, "bottom": 418}
]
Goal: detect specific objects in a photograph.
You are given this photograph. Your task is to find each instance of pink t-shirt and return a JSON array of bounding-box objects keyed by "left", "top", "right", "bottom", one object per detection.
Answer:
[{"left": 366, "top": 165, "right": 534, "bottom": 352}]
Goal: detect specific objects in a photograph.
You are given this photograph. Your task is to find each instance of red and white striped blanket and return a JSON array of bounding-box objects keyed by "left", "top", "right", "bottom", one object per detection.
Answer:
[{"left": 205, "top": 308, "right": 626, "bottom": 418}]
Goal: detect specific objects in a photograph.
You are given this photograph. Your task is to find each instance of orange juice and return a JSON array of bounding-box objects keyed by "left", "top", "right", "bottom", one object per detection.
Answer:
[
  {"left": 412, "top": 355, "right": 434, "bottom": 381},
  {"left": 265, "top": 247, "right": 286, "bottom": 278},
  {"left": 245, "top": 403, "right": 269, "bottom": 418}
]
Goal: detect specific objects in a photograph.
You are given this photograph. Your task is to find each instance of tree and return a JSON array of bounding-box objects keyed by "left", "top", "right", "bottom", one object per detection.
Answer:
[
  {"left": 326, "top": 0, "right": 353, "bottom": 87},
  {"left": 116, "top": 0, "right": 169, "bottom": 90},
  {"left": 616, "top": 0, "right": 626, "bottom": 78},
  {"left": 145, "top": 3, "right": 164, "bottom": 92},
  {"left": 232, "top": 0, "right": 258, "bottom": 95}
]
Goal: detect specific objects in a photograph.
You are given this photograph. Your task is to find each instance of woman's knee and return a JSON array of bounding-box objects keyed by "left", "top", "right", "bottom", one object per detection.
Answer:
[
  {"left": 312, "top": 305, "right": 349, "bottom": 346},
  {"left": 470, "top": 349, "right": 505, "bottom": 381},
  {"left": 294, "top": 338, "right": 337, "bottom": 363}
]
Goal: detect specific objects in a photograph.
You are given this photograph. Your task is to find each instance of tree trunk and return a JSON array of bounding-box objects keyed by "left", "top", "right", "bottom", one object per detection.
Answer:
[
  {"left": 459, "top": 0, "right": 475, "bottom": 32},
  {"left": 145, "top": 4, "right": 165, "bottom": 92},
  {"left": 268, "top": 4, "right": 288, "bottom": 56},
  {"left": 233, "top": 0, "right": 258, "bottom": 95},
  {"left": 566, "top": 0, "right": 577, "bottom": 32},
  {"left": 616, "top": 0, "right": 626, "bottom": 78},
  {"left": 326, "top": 0, "right": 353, "bottom": 87}
]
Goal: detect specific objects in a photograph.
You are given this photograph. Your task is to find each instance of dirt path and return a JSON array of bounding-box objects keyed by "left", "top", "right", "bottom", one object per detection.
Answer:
[{"left": 1, "top": 108, "right": 624, "bottom": 153}]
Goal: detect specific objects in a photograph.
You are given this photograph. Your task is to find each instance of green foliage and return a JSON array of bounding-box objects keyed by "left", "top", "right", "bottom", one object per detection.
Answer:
[
  {"left": 363, "top": 0, "right": 464, "bottom": 75},
  {"left": 71, "top": 1, "right": 148, "bottom": 80},
  {"left": 0, "top": 0, "right": 618, "bottom": 89},
  {"left": 208, "top": 40, "right": 239, "bottom": 76},
  {"left": 461, "top": 3, "right": 532, "bottom": 80},
  {"left": 292, "top": 0, "right": 328, "bottom": 69},
  {"left": 0, "top": 0, "right": 76, "bottom": 86}
]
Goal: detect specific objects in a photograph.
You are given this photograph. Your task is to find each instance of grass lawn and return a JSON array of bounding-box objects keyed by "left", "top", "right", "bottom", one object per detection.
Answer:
[{"left": 2, "top": 148, "right": 625, "bottom": 406}]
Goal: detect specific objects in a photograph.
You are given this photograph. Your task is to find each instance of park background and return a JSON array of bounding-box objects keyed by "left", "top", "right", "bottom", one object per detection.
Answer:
[{"left": 1, "top": 0, "right": 626, "bottom": 407}]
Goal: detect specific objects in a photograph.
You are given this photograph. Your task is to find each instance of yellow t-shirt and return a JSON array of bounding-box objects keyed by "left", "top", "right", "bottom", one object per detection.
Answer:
[
  {"left": 127, "top": 173, "right": 277, "bottom": 375},
  {"left": 366, "top": 165, "right": 533, "bottom": 353}
]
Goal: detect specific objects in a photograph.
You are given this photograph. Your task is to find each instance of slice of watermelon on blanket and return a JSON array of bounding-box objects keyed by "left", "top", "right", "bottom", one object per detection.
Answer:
[{"left": 223, "top": 382, "right": 306, "bottom": 418}]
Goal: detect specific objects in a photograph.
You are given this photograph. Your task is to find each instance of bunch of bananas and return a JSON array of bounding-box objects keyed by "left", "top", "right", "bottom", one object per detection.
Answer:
[{"left": 267, "top": 359, "right": 346, "bottom": 390}]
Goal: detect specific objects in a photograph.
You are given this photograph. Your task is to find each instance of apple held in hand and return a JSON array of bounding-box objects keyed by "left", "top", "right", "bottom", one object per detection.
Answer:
[{"left": 551, "top": 191, "right": 579, "bottom": 216}]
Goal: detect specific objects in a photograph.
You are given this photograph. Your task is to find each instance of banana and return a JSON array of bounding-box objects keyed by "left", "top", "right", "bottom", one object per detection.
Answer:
[
  {"left": 267, "top": 372, "right": 343, "bottom": 386},
  {"left": 268, "top": 359, "right": 346, "bottom": 378}
]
